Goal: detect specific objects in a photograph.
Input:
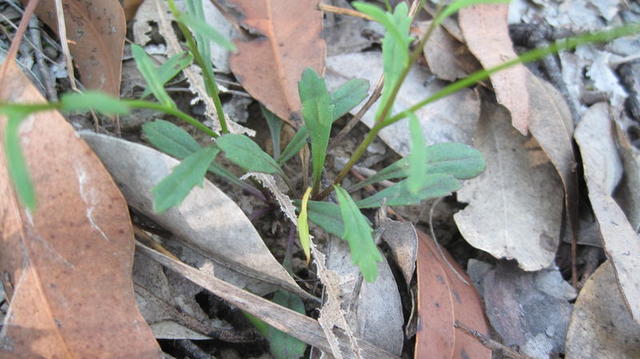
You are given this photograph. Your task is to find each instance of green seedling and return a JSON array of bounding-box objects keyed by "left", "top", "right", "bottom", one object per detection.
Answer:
[{"left": 3, "top": 1, "right": 639, "bottom": 283}]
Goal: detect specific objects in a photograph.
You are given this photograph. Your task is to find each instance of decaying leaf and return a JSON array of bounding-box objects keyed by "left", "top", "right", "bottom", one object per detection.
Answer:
[
  {"left": 0, "top": 61, "right": 160, "bottom": 357},
  {"left": 325, "top": 51, "right": 481, "bottom": 155},
  {"left": 420, "top": 21, "right": 479, "bottom": 81},
  {"left": 575, "top": 103, "right": 640, "bottom": 323},
  {"left": 565, "top": 261, "right": 640, "bottom": 358},
  {"left": 415, "top": 230, "right": 490, "bottom": 359},
  {"left": 454, "top": 103, "right": 564, "bottom": 271},
  {"left": 458, "top": 3, "right": 530, "bottom": 135},
  {"left": 614, "top": 124, "right": 640, "bottom": 230},
  {"left": 380, "top": 219, "right": 417, "bottom": 286},
  {"left": 26, "top": 0, "right": 126, "bottom": 96},
  {"left": 80, "top": 132, "right": 306, "bottom": 298},
  {"left": 228, "top": 0, "right": 326, "bottom": 123},
  {"left": 325, "top": 237, "right": 404, "bottom": 356},
  {"left": 481, "top": 262, "right": 575, "bottom": 359}
]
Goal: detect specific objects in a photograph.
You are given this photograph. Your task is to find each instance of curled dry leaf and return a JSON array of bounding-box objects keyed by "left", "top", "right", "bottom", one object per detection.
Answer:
[
  {"left": 24, "top": 0, "right": 126, "bottom": 96},
  {"left": 575, "top": 103, "right": 640, "bottom": 323},
  {"left": 454, "top": 103, "right": 564, "bottom": 271},
  {"left": 0, "top": 61, "right": 160, "bottom": 358},
  {"left": 380, "top": 219, "right": 417, "bottom": 286},
  {"left": 415, "top": 230, "right": 490, "bottom": 359},
  {"left": 565, "top": 261, "right": 640, "bottom": 358},
  {"left": 325, "top": 237, "right": 404, "bottom": 356},
  {"left": 80, "top": 132, "right": 306, "bottom": 298},
  {"left": 325, "top": 52, "right": 481, "bottom": 155},
  {"left": 419, "top": 21, "right": 480, "bottom": 81},
  {"left": 228, "top": 0, "right": 326, "bottom": 123},
  {"left": 614, "top": 124, "right": 640, "bottom": 230},
  {"left": 459, "top": 3, "right": 530, "bottom": 135}
]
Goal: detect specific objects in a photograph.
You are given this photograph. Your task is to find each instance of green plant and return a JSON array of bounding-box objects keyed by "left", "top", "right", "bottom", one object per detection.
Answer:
[{"left": 2, "top": 0, "right": 639, "bottom": 282}]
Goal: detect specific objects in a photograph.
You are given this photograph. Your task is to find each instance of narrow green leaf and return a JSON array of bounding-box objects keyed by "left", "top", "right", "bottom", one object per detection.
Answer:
[
  {"left": 245, "top": 291, "right": 307, "bottom": 359},
  {"left": 407, "top": 113, "right": 427, "bottom": 194},
  {"left": 352, "top": 2, "right": 406, "bottom": 45},
  {"left": 278, "top": 126, "right": 308, "bottom": 165},
  {"left": 262, "top": 106, "right": 283, "bottom": 159},
  {"left": 152, "top": 146, "right": 218, "bottom": 213},
  {"left": 306, "top": 200, "right": 344, "bottom": 238},
  {"left": 330, "top": 78, "right": 370, "bottom": 120},
  {"left": 217, "top": 134, "right": 283, "bottom": 175},
  {"left": 141, "top": 52, "right": 193, "bottom": 98},
  {"left": 178, "top": 12, "right": 236, "bottom": 51},
  {"left": 142, "top": 120, "right": 248, "bottom": 190},
  {"left": 142, "top": 119, "right": 201, "bottom": 159},
  {"left": 60, "top": 91, "right": 129, "bottom": 115},
  {"left": 349, "top": 142, "right": 485, "bottom": 191},
  {"left": 436, "top": 0, "right": 511, "bottom": 26},
  {"left": 131, "top": 44, "right": 175, "bottom": 107},
  {"left": 299, "top": 68, "right": 334, "bottom": 192},
  {"left": 3, "top": 109, "right": 36, "bottom": 210},
  {"left": 297, "top": 187, "right": 313, "bottom": 264},
  {"left": 335, "top": 186, "right": 383, "bottom": 282},
  {"left": 356, "top": 174, "right": 461, "bottom": 208}
]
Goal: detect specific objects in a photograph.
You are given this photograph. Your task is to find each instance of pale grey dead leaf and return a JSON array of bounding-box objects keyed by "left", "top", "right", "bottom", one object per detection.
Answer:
[
  {"left": 454, "top": 103, "right": 564, "bottom": 271},
  {"left": 134, "top": 253, "right": 212, "bottom": 340},
  {"left": 81, "top": 132, "right": 306, "bottom": 298},
  {"left": 574, "top": 103, "right": 623, "bottom": 194},
  {"left": 325, "top": 52, "right": 480, "bottom": 155},
  {"left": 575, "top": 106, "right": 640, "bottom": 323},
  {"left": 565, "top": 261, "right": 640, "bottom": 358},
  {"left": 615, "top": 124, "right": 640, "bottom": 230},
  {"left": 325, "top": 238, "right": 404, "bottom": 356},
  {"left": 582, "top": 48, "right": 628, "bottom": 108},
  {"left": 324, "top": 0, "right": 375, "bottom": 55},
  {"left": 482, "top": 262, "right": 574, "bottom": 359},
  {"left": 380, "top": 219, "right": 417, "bottom": 286}
]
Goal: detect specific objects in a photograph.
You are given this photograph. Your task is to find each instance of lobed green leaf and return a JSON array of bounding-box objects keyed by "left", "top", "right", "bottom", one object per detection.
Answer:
[
  {"left": 152, "top": 146, "right": 219, "bottom": 213},
  {"left": 2, "top": 108, "right": 37, "bottom": 210},
  {"left": 330, "top": 78, "right": 370, "bottom": 120},
  {"left": 298, "top": 68, "right": 334, "bottom": 192},
  {"left": 217, "top": 134, "right": 283, "bottom": 175},
  {"left": 355, "top": 174, "right": 461, "bottom": 208},
  {"left": 406, "top": 113, "right": 427, "bottom": 193},
  {"left": 306, "top": 200, "right": 345, "bottom": 238},
  {"left": 141, "top": 52, "right": 193, "bottom": 98},
  {"left": 177, "top": 11, "right": 236, "bottom": 51},
  {"left": 335, "top": 186, "right": 383, "bottom": 282},
  {"left": 131, "top": 44, "right": 175, "bottom": 107}
]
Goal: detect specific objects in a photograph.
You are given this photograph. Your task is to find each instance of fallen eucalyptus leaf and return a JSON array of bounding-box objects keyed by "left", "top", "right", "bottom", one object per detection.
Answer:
[
  {"left": 565, "top": 261, "right": 640, "bottom": 358},
  {"left": 454, "top": 103, "right": 563, "bottom": 271},
  {"left": 81, "top": 132, "right": 306, "bottom": 297}
]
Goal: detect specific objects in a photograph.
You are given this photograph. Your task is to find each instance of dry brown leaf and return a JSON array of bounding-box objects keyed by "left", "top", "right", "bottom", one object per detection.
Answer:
[
  {"left": 24, "top": 0, "right": 126, "bottom": 96},
  {"left": 0, "top": 61, "right": 160, "bottom": 358},
  {"left": 81, "top": 132, "right": 306, "bottom": 298},
  {"left": 454, "top": 103, "right": 564, "bottom": 271},
  {"left": 122, "top": 0, "right": 144, "bottom": 20},
  {"left": 565, "top": 261, "right": 640, "bottom": 358},
  {"left": 575, "top": 103, "right": 640, "bottom": 323},
  {"left": 415, "top": 230, "right": 490, "bottom": 359},
  {"left": 459, "top": 3, "right": 530, "bottom": 135},
  {"left": 420, "top": 21, "right": 479, "bottom": 81},
  {"left": 228, "top": 0, "right": 326, "bottom": 123},
  {"left": 614, "top": 124, "right": 640, "bottom": 230}
]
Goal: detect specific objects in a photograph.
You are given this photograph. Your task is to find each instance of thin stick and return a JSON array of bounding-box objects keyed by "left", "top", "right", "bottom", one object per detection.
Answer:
[
  {"left": 455, "top": 321, "right": 536, "bottom": 359},
  {"left": 54, "top": 0, "right": 78, "bottom": 92},
  {"left": 317, "top": 3, "right": 373, "bottom": 20},
  {"left": 1, "top": 0, "right": 39, "bottom": 76},
  {"left": 29, "top": 17, "right": 57, "bottom": 101}
]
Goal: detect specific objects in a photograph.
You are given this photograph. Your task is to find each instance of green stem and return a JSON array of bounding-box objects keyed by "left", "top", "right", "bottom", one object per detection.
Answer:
[
  {"left": 167, "top": 0, "right": 229, "bottom": 134},
  {"left": 385, "top": 22, "right": 640, "bottom": 127},
  {"left": 316, "top": 3, "right": 440, "bottom": 200},
  {"left": 123, "top": 99, "right": 217, "bottom": 138}
]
